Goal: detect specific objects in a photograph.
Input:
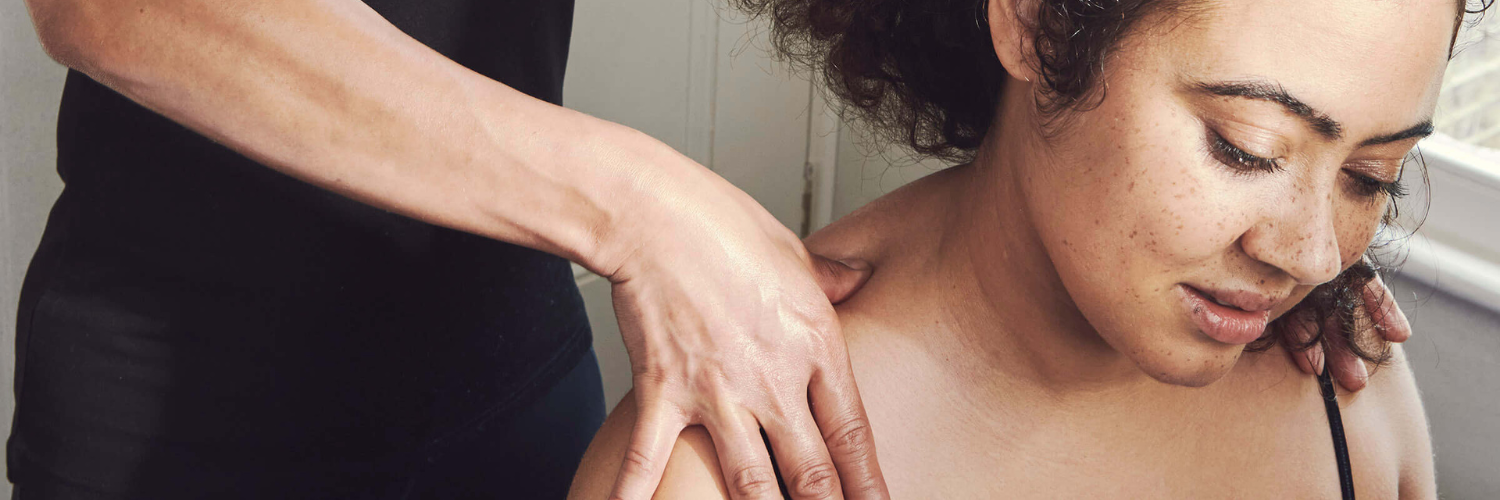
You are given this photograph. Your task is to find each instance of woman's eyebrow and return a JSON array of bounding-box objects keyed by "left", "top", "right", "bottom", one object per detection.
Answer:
[
  {"left": 1185, "top": 78, "right": 1435, "bottom": 147},
  {"left": 1188, "top": 78, "right": 1344, "bottom": 139},
  {"left": 1358, "top": 121, "right": 1434, "bottom": 147}
]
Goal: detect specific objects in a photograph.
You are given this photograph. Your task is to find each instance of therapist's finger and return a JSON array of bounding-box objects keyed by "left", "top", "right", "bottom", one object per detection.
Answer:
[
  {"left": 811, "top": 255, "right": 872, "bottom": 305},
  {"left": 809, "top": 363, "right": 889, "bottom": 500},
  {"left": 1283, "top": 308, "right": 1325, "bottom": 376},
  {"left": 1362, "top": 274, "right": 1411, "bottom": 343},
  {"left": 762, "top": 405, "right": 843, "bottom": 500},
  {"left": 609, "top": 397, "right": 687, "bottom": 500},
  {"left": 705, "top": 409, "right": 783, "bottom": 500},
  {"left": 1323, "top": 314, "right": 1370, "bottom": 392}
]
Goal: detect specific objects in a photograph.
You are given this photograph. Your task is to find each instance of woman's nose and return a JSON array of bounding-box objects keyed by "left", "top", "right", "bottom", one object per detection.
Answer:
[{"left": 1239, "top": 188, "right": 1343, "bottom": 286}]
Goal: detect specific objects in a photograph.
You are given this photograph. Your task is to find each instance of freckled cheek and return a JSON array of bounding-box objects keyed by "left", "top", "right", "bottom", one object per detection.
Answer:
[
  {"left": 1059, "top": 102, "right": 1232, "bottom": 272},
  {"left": 1333, "top": 201, "right": 1388, "bottom": 268},
  {"left": 1114, "top": 153, "right": 1242, "bottom": 266}
]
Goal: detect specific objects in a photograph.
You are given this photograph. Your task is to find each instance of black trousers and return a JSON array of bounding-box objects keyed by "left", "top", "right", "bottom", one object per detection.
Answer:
[{"left": 12, "top": 349, "right": 607, "bottom": 500}]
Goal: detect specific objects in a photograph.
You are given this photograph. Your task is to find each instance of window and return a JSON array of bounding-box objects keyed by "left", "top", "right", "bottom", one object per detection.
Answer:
[
  {"left": 1394, "top": 11, "right": 1500, "bottom": 313},
  {"left": 1437, "top": 13, "right": 1500, "bottom": 153}
]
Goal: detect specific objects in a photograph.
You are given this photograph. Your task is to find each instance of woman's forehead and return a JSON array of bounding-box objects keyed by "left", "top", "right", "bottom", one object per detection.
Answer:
[{"left": 1149, "top": 0, "right": 1456, "bottom": 136}]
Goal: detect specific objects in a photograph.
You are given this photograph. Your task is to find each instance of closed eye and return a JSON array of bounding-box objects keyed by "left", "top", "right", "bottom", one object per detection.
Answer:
[
  {"left": 1342, "top": 159, "right": 1409, "bottom": 200},
  {"left": 1207, "top": 129, "right": 1282, "bottom": 174}
]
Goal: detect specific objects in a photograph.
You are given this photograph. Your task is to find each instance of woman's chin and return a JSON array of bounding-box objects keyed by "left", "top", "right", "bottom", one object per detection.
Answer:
[{"left": 1132, "top": 347, "right": 1243, "bottom": 388}]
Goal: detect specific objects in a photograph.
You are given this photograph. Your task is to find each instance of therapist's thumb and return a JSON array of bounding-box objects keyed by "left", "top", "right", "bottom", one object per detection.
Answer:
[{"left": 812, "top": 255, "right": 872, "bottom": 305}]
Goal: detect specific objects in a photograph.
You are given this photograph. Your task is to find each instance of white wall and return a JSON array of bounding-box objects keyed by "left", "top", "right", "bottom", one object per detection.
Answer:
[
  {"left": 1, "top": 2, "right": 67, "bottom": 497},
  {"left": 563, "top": 0, "right": 812, "bottom": 230}
]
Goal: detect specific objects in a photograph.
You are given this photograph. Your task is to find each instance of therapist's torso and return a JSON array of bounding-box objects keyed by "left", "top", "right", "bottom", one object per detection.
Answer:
[{"left": 9, "top": 0, "right": 591, "bottom": 495}]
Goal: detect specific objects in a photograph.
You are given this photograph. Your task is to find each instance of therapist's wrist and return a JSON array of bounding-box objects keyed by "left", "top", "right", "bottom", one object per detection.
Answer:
[
  {"left": 455, "top": 77, "right": 741, "bottom": 280},
  {"left": 551, "top": 115, "right": 724, "bottom": 279}
]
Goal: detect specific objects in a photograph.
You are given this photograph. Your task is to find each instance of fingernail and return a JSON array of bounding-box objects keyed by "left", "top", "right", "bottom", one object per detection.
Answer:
[
  {"left": 1354, "top": 358, "right": 1369, "bottom": 384},
  {"left": 1312, "top": 347, "right": 1325, "bottom": 376},
  {"left": 1390, "top": 304, "right": 1412, "bottom": 334}
]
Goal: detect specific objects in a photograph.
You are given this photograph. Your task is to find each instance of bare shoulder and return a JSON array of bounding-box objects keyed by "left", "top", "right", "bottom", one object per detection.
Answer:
[
  {"left": 568, "top": 390, "right": 731, "bottom": 500},
  {"left": 1355, "top": 345, "right": 1436, "bottom": 499},
  {"left": 804, "top": 165, "right": 964, "bottom": 263}
]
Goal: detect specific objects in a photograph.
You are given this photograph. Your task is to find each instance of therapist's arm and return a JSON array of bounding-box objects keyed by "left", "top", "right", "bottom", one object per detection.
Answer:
[{"left": 23, "top": 1, "right": 888, "bottom": 499}]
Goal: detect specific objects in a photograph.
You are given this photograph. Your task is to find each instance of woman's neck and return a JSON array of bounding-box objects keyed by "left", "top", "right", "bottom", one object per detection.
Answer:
[{"left": 899, "top": 126, "right": 1163, "bottom": 398}]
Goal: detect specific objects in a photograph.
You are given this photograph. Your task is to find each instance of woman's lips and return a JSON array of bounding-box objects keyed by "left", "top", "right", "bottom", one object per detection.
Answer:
[{"left": 1179, "top": 285, "right": 1271, "bottom": 345}]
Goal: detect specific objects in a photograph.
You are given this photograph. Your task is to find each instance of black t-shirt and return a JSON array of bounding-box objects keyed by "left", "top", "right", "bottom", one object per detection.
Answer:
[{"left": 8, "top": 0, "right": 590, "bottom": 494}]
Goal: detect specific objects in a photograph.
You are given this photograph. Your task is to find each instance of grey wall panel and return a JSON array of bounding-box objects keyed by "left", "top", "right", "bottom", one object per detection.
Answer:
[
  {"left": 708, "top": 13, "right": 814, "bottom": 230},
  {"left": 563, "top": 0, "right": 695, "bottom": 155},
  {"left": 1390, "top": 274, "right": 1500, "bottom": 499}
]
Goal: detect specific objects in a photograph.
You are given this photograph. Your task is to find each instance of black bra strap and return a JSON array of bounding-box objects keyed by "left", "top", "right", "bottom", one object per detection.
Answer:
[{"left": 1318, "top": 366, "right": 1356, "bottom": 500}]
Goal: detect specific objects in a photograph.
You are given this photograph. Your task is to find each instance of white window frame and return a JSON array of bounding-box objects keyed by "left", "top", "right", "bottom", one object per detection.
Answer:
[{"left": 1394, "top": 133, "right": 1500, "bottom": 313}]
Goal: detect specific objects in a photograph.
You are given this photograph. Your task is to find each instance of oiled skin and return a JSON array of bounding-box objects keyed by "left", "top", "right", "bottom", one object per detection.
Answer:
[{"left": 569, "top": 169, "right": 1435, "bottom": 499}]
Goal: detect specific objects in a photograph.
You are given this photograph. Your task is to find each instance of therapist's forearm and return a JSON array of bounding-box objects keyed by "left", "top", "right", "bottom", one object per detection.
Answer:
[{"left": 25, "top": 0, "right": 679, "bottom": 273}]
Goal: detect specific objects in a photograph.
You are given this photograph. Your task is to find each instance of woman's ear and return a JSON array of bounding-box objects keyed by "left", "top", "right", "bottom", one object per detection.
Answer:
[{"left": 987, "top": 0, "right": 1042, "bottom": 84}]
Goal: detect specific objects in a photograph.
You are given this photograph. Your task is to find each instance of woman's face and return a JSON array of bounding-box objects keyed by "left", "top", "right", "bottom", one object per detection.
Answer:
[{"left": 1019, "top": 0, "right": 1456, "bottom": 386}]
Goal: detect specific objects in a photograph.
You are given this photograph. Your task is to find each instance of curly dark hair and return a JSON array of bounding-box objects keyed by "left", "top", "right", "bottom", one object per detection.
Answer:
[{"left": 731, "top": 0, "right": 1496, "bottom": 368}]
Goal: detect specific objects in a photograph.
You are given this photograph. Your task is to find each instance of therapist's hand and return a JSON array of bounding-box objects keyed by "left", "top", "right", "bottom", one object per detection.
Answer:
[
  {"left": 1286, "top": 272, "right": 1412, "bottom": 392},
  {"left": 590, "top": 142, "right": 886, "bottom": 500}
]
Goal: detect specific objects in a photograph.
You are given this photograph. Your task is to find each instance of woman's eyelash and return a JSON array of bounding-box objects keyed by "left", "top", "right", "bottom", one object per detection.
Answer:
[
  {"left": 1207, "top": 130, "right": 1281, "bottom": 174},
  {"left": 1205, "top": 128, "right": 1407, "bottom": 200},
  {"left": 1346, "top": 170, "right": 1407, "bottom": 199}
]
